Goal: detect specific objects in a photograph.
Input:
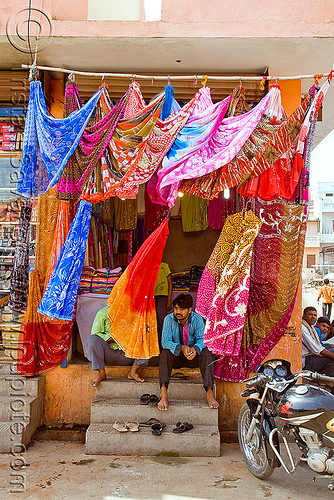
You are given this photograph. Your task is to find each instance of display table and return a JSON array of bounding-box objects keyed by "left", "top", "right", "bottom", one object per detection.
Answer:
[{"left": 76, "top": 293, "right": 109, "bottom": 360}]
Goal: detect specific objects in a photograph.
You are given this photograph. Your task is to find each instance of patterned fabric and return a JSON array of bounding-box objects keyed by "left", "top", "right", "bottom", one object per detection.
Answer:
[
  {"left": 38, "top": 200, "right": 92, "bottom": 321},
  {"left": 200, "top": 211, "right": 262, "bottom": 356},
  {"left": 17, "top": 188, "right": 74, "bottom": 376},
  {"left": 107, "top": 219, "right": 169, "bottom": 359},
  {"left": 226, "top": 83, "right": 251, "bottom": 117},
  {"left": 181, "top": 91, "right": 311, "bottom": 200},
  {"left": 145, "top": 187, "right": 169, "bottom": 232},
  {"left": 157, "top": 88, "right": 277, "bottom": 207},
  {"left": 45, "top": 200, "right": 71, "bottom": 287},
  {"left": 57, "top": 84, "right": 129, "bottom": 200},
  {"left": 8, "top": 200, "right": 32, "bottom": 312},
  {"left": 212, "top": 198, "right": 307, "bottom": 382},
  {"left": 17, "top": 81, "right": 101, "bottom": 197},
  {"left": 81, "top": 83, "right": 201, "bottom": 201},
  {"left": 180, "top": 194, "right": 208, "bottom": 232},
  {"left": 113, "top": 198, "right": 137, "bottom": 230},
  {"left": 238, "top": 76, "right": 333, "bottom": 201}
]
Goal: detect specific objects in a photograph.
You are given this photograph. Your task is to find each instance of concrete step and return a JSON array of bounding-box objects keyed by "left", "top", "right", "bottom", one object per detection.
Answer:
[
  {"left": 0, "top": 418, "right": 41, "bottom": 453},
  {"left": 85, "top": 423, "right": 220, "bottom": 457},
  {"left": 96, "top": 377, "right": 207, "bottom": 401},
  {"left": 90, "top": 398, "right": 218, "bottom": 426},
  {"left": 0, "top": 374, "right": 43, "bottom": 398},
  {"left": 0, "top": 395, "right": 39, "bottom": 421}
]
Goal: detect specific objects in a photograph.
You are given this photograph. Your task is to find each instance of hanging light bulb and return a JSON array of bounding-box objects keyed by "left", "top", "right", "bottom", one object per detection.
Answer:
[
  {"left": 178, "top": 191, "right": 184, "bottom": 198},
  {"left": 223, "top": 188, "right": 230, "bottom": 199}
]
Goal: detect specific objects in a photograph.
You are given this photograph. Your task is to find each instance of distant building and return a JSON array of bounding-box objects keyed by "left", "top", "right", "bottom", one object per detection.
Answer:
[
  {"left": 303, "top": 201, "right": 320, "bottom": 281},
  {"left": 315, "top": 182, "right": 334, "bottom": 275}
]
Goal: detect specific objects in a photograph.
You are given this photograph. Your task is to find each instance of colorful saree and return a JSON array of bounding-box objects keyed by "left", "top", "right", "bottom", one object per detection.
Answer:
[
  {"left": 38, "top": 200, "right": 92, "bottom": 321},
  {"left": 211, "top": 198, "right": 307, "bottom": 381},
  {"left": 107, "top": 219, "right": 169, "bottom": 359},
  {"left": 157, "top": 87, "right": 278, "bottom": 207},
  {"left": 17, "top": 81, "right": 101, "bottom": 197},
  {"left": 200, "top": 211, "right": 262, "bottom": 356}
]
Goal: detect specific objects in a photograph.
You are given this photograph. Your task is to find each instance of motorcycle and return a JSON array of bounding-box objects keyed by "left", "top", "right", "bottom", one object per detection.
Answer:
[{"left": 238, "top": 358, "right": 334, "bottom": 490}]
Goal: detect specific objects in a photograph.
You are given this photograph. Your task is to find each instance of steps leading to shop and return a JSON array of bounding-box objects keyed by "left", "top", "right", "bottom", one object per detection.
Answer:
[
  {"left": 0, "top": 363, "right": 44, "bottom": 453},
  {"left": 85, "top": 377, "right": 220, "bottom": 457}
]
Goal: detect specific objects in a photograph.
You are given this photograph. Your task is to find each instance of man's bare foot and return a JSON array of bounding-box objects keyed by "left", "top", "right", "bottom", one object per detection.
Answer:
[
  {"left": 158, "top": 385, "right": 168, "bottom": 410},
  {"left": 206, "top": 388, "right": 219, "bottom": 409},
  {"left": 91, "top": 368, "right": 106, "bottom": 387},
  {"left": 128, "top": 366, "right": 146, "bottom": 383}
]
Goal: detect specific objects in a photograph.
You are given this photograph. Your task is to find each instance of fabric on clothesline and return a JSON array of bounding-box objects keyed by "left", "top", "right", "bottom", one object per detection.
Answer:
[
  {"left": 81, "top": 83, "right": 201, "bottom": 202},
  {"left": 237, "top": 76, "right": 332, "bottom": 201},
  {"left": 200, "top": 211, "right": 262, "bottom": 357},
  {"left": 17, "top": 81, "right": 102, "bottom": 198},
  {"left": 38, "top": 200, "right": 92, "bottom": 321},
  {"left": 212, "top": 198, "right": 307, "bottom": 382},
  {"left": 8, "top": 200, "right": 32, "bottom": 312},
  {"left": 107, "top": 218, "right": 169, "bottom": 360},
  {"left": 181, "top": 90, "right": 311, "bottom": 200},
  {"left": 57, "top": 84, "right": 129, "bottom": 200},
  {"left": 145, "top": 187, "right": 169, "bottom": 232},
  {"left": 225, "top": 83, "right": 251, "bottom": 117},
  {"left": 157, "top": 87, "right": 278, "bottom": 207}
]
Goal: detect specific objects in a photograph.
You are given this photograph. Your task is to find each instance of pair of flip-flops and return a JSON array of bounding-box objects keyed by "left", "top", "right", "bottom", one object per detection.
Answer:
[
  {"left": 140, "top": 393, "right": 159, "bottom": 406},
  {"left": 113, "top": 421, "right": 139, "bottom": 432},
  {"left": 172, "top": 422, "right": 193, "bottom": 433},
  {"left": 139, "top": 418, "right": 165, "bottom": 436}
]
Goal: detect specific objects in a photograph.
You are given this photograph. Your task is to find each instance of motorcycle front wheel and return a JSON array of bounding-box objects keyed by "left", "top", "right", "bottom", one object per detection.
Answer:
[{"left": 238, "top": 403, "right": 274, "bottom": 479}]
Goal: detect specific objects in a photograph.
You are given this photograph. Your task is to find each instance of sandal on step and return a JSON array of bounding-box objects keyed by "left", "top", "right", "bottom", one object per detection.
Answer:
[
  {"left": 140, "top": 393, "right": 151, "bottom": 405},
  {"left": 113, "top": 421, "right": 129, "bottom": 432},
  {"left": 149, "top": 394, "right": 159, "bottom": 406},
  {"left": 171, "top": 372, "right": 189, "bottom": 380},
  {"left": 172, "top": 422, "right": 193, "bottom": 433},
  {"left": 139, "top": 418, "right": 164, "bottom": 427},
  {"left": 125, "top": 421, "right": 139, "bottom": 432},
  {"left": 151, "top": 422, "right": 165, "bottom": 436}
]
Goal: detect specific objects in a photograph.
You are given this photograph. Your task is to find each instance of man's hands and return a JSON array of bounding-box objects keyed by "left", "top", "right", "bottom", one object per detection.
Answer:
[{"left": 181, "top": 345, "right": 196, "bottom": 360}]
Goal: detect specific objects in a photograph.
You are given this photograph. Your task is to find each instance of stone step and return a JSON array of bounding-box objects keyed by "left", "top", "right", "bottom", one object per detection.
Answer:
[
  {"left": 85, "top": 423, "right": 220, "bottom": 457},
  {"left": 0, "top": 374, "right": 43, "bottom": 398},
  {"left": 96, "top": 377, "right": 208, "bottom": 401},
  {"left": 0, "top": 396, "right": 39, "bottom": 421},
  {"left": 90, "top": 398, "right": 218, "bottom": 426},
  {"left": 0, "top": 419, "right": 39, "bottom": 453}
]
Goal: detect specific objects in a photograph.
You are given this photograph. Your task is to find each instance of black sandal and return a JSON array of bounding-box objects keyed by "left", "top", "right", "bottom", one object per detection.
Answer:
[
  {"left": 151, "top": 422, "right": 165, "bottom": 436},
  {"left": 172, "top": 422, "right": 193, "bottom": 433}
]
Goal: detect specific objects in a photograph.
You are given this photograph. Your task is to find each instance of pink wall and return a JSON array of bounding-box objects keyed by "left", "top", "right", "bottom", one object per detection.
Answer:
[{"left": 0, "top": 0, "right": 333, "bottom": 37}]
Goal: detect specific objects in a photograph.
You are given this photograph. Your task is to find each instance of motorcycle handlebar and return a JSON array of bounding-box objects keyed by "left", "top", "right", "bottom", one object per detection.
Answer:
[{"left": 299, "top": 370, "right": 334, "bottom": 385}]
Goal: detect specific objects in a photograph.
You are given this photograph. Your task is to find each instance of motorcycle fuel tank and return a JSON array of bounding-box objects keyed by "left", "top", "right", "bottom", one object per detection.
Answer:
[{"left": 279, "top": 385, "right": 334, "bottom": 441}]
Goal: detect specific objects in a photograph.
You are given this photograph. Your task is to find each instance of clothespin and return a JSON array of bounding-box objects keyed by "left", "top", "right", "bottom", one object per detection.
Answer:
[
  {"left": 201, "top": 75, "right": 208, "bottom": 87},
  {"left": 167, "top": 75, "right": 171, "bottom": 85},
  {"left": 193, "top": 75, "right": 198, "bottom": 86},
  {"left": 68, "top": 72, "right": 75, "bottom": 83},
  {"left": 314, "top": 73, "right": 323, "bottom": 85},
  {"left": 260, "top": 76, "right": 267, "bottom": 91},
  {"left": 151, "top": 76, "right": 154, "bottom": 86},
  {"left": 29, "top": 63, "right": 37, "bottom": 81}
]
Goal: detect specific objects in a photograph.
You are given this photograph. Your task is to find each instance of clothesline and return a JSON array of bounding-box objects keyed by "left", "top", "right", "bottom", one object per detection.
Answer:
[{"left": 21, "top": 63, "right": 333, "bottom": 82}]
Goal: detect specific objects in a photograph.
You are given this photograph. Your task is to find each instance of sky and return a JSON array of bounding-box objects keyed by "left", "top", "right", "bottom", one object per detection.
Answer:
[{"left": 310, "top": 128, "right": 334, "bottom": 197}]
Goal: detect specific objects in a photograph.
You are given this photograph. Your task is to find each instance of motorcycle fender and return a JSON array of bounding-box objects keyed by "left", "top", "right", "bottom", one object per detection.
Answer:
[{"left": 246, "top": 399, "right": 281, "bottom": 469}]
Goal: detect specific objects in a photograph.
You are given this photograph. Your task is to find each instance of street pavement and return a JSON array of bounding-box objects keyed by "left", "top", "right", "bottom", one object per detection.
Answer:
[{"left": 1, "top": 441, "right": 334, "bottom": 500}]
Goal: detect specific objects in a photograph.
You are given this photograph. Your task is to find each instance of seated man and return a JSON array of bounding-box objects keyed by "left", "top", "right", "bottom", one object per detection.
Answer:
[
  {"left": 302, "top": 306, "right": 334, "bottom": 393},
  {"left": 86, "top": 305, "right": 148, "bottom": 386},
  {"left": 315, "top": 316, "right": 332, "bottom": 349},
  {"left": 158, "top": 293, "right": 219, "bottom": 410}
]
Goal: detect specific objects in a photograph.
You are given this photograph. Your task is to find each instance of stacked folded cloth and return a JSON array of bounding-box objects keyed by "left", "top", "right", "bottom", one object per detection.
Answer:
[
  {"left": 189, "top": 265, "right": 205, "bottom": 292},
  {"left": 79, "top": 266, "right": 122, "bottom": 294},
  {"left": 171, "top": 269, "right": 190, "bottom": 292}
]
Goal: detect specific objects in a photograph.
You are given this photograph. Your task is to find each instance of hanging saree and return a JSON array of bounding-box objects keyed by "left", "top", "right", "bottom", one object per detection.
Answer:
[
  {"left": 57, "top": 85, "right": 129, "bottom": 200},
  {"left": 8, "top": 200, "right": 32, "bottom": 312},
  {"left": 212, "top": 198, "right": 307, "bottom": 382},
  {"left": 201, "top": 211, "right": 262, "bottom": 356},
  {"left": 107, "top": 218, "right": 169, "bottom": 359},
  {"left": 17, "top": 188, "right": 74, "bottom": 376},
  {"left": 81, "top": 84, "right": 201, "bottom": 201},
  {"left": 180, "top": 194, "right": 208, "bottom": 232},
  {"left": 17, "top": 81, "right": 102, "bottom": 198},
  {"left": 145, "top": 187, "right": 169, "bottom": 232},
  {"left": 158, "top": 87, "right": 278, "bottom": 207},
  {"left": 208, "top": 189, "right": 237, "bottom": 230},
  {"left": 38, "top": 200, "right": 92, "bottom": 321},
  {"left": 237, "top": 75, "right": 333, "bottom": 201}
]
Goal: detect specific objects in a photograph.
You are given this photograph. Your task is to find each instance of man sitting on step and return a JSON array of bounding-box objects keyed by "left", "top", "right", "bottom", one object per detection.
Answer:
[
  {"left": 86, "top": 306, "right": 148, "bottom": 387},
  {"left": 158, "top": 293, "right": 219, "bottom": 411}
]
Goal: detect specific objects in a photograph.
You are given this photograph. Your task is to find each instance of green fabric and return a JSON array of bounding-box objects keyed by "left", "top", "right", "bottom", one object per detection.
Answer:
[
  {"left": 181, "top": 194, "right": 208, "bottom": 232},
  {"left": 91, "top": 305, "right": 118, "bottom": 350},
  {"left": 154, "top": 262, "right": 171, "bottom": 296}
]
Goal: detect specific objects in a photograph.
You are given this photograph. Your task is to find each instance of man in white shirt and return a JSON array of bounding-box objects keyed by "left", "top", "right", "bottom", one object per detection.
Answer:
[{"left": 302, "top": 306, "right": 334, "bottom": 393}]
